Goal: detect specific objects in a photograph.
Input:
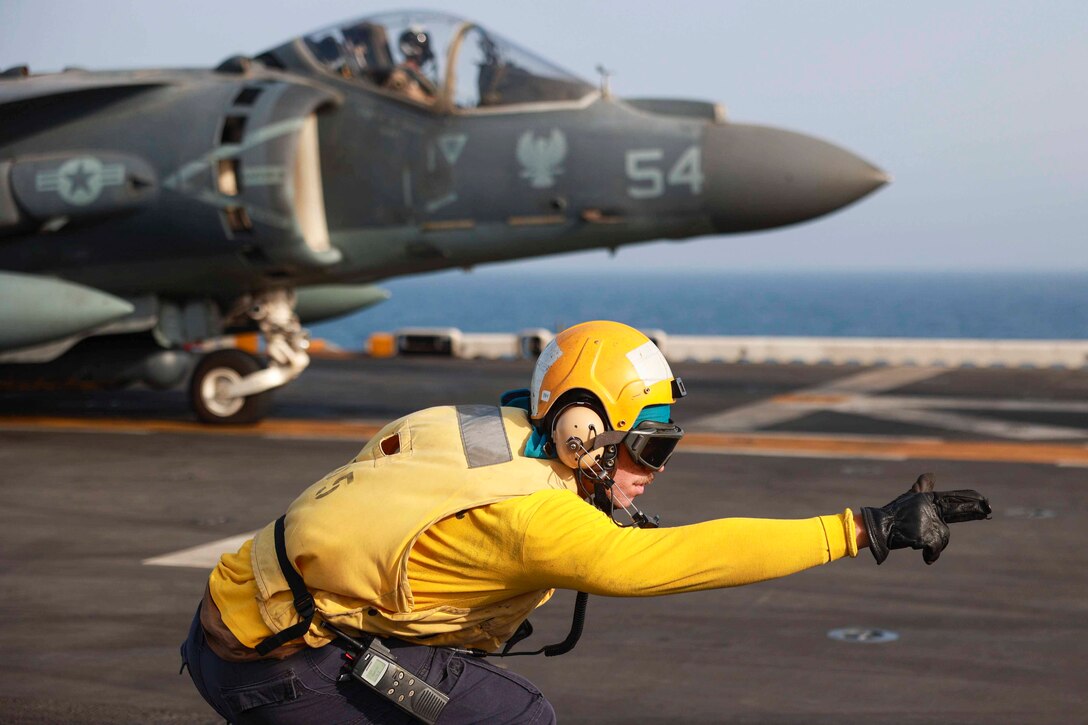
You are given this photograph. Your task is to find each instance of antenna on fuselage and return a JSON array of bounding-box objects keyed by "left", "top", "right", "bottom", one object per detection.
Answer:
[{"left": 595, "top": 64, "right": 613, "bottom": 98}]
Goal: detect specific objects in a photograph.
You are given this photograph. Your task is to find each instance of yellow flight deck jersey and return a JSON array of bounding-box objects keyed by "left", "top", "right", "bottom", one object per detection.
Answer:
[{"left": 208, "top": 405, "right": 858, "bottom": 655}]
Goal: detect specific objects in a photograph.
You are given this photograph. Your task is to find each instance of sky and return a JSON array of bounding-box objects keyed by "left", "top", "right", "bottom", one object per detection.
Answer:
[{"left": 2, "top": 1, "right": 1086, "bottom": 273}]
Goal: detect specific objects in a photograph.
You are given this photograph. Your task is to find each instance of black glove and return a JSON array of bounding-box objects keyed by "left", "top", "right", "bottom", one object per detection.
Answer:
[{"left": 861, "top": 473, "right": 991, "bottom": 565}]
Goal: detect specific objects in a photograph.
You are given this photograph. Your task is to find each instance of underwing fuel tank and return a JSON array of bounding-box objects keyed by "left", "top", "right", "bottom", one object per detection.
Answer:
[
  {"left": 295, "top": 284, "right": 391, "bottom": 325},
  {"left": 703, "top": 123, "right": 889, "bottom": 233},
  {"left": 0, "top": 271, "right": 134, "bottom": 349}
]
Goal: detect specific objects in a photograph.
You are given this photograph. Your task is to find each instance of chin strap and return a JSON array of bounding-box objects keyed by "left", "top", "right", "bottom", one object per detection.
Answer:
[
  {"left": 568, "top": 431, "right": 660, "bottom": 529},
  {"left": 586, "top": 473, "right": 661, "bottom": 529}
]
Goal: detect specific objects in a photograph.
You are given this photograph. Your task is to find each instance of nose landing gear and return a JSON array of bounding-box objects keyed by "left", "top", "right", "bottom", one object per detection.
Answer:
[
  {"left": 189, "top": 349, "right": 272, "bottom": 424},
  {"left": 188, "top": 289, "right": 310, "bottom": 424}
]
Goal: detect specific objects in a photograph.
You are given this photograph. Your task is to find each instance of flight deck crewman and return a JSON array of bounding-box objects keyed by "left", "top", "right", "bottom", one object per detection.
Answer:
[{"left": 180, "top": 320, "right": 991, "bottom": 723}]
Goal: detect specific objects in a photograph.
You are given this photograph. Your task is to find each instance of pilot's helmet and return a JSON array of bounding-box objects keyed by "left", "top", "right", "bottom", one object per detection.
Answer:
[
  {"left": 341, "top": 23, "right": 368, "bottom": 47},
  {"left": 398, "top": 26, "right": 434, "bottom": 64}
]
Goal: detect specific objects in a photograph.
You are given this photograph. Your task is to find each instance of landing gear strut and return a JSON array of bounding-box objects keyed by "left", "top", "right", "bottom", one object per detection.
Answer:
[{"left": 188, "top": 289, "right": 310, "bottom": 424}]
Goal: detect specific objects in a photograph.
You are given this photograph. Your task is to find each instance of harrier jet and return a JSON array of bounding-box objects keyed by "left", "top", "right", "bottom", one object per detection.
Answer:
[{"left": 0, "top": 11, "right": 887, "bottom": 422}]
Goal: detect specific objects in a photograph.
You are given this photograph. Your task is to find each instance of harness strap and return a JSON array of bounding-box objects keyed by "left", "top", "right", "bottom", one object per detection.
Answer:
[
  {"left": 253, "top": 513, "right": 591, "bottom": 659},
  {"left": 254, "top": 515, "right": 316, "bottom": 656}
]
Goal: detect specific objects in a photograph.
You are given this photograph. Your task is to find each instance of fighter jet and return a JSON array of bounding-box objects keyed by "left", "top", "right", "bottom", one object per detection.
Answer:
[{"left": 0, "top": 10, "right": 887, "bottom": 423}]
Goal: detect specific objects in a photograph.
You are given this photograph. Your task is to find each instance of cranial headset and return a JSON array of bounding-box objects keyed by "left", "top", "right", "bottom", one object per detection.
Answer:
[{"left": 550, "top": 401, "right": 685, "bottom": 528}]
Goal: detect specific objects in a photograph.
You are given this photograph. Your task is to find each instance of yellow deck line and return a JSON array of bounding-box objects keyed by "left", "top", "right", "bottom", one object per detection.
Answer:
[
  {"left": 0, "top": 415, "right": 385, "bottom": 441},
  {"left": 2, "top": 415, "right": 1087, "bottom": 465}
]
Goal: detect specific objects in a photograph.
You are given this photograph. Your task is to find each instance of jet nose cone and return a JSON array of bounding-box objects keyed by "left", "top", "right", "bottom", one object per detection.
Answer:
[{"left": 704, "top": 124, "right": 888, "bottom": 233}]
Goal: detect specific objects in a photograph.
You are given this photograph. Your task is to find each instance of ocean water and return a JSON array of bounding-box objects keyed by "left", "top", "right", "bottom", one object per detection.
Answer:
[{"left": 310, "top": 270, "right": 1088, "bottom": 350}]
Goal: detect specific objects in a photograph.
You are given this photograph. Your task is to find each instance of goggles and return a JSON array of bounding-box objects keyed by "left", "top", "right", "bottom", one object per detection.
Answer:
[{"left": 622, "top": 420, "right": 684, "bottom": 470}]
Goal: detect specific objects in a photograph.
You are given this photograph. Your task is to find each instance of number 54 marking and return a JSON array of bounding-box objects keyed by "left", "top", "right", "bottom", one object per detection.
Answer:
[{"left": 625, "top": 146, "right": 704, "bottom": 199}]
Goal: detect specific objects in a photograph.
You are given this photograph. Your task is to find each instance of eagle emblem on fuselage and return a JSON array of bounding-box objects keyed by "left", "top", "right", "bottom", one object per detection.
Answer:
[{"left": 516, "top": 129, "right": 567, "bottom": 188}]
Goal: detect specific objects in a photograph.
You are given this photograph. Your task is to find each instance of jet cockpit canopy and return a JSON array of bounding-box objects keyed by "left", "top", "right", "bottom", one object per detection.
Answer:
[{"left": 261, "top": 11, "right": 595, "bottom": 111}]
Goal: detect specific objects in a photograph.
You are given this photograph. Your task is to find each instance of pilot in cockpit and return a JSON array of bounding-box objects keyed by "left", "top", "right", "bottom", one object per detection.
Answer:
[
  {"left": 385, "top": 26, "right": 439, "bottom": 103},
  {"left": 339, "top": 23, "right": 373, "bottom": 78}
]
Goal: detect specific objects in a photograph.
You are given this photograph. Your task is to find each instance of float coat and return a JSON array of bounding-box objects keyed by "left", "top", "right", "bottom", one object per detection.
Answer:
[{"left": 234, "top": 405, "right": 577, "bottom": 651}]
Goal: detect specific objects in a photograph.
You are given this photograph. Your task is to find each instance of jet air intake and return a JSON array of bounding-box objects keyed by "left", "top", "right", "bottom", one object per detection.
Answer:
[
  {"left": 703, "top": 123, "right": 888, "bottom": 233},
  {"left": 206, "top": 82, "right": 342, "bottom": 274}
]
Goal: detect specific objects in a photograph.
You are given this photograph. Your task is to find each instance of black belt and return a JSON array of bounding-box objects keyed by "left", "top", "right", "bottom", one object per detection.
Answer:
[{"left": 323, "top": 621, "right": 450, "bottom": 725}]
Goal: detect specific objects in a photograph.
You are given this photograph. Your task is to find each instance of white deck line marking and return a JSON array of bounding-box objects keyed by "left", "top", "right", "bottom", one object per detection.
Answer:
[
  {"left": 690, "top": 367, "right": 948, "bottom": 431},
  {"left": 838, "top": 402, "right": 1088, "bottom": 440},
  {"left": 864, "top": 395, "right": 1088, "bottom": 414},
  {"left": 144, "top": 531, "right": 256, "bottom": 568},
  {"left": 689, "top": 365, "right": 1088, "bottom": 440},
  {"left": 687, "top": 399, "right": 816, "bottom": 431},
  {"left": 811, "top": 366, "right": 948, "bottom": 394},
  {"left": 679, "top": 445, "right": 908, "bottom": 461}
]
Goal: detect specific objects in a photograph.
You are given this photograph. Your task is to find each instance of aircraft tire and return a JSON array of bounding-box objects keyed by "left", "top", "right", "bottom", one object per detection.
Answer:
[{"left": 189, "top": 349, "right": 273, "bottom": 425}]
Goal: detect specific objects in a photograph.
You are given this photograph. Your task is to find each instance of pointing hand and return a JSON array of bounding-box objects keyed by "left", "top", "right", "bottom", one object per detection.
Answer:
[{"left": 861, "top": 473, "right": 991, "bottom": 565}]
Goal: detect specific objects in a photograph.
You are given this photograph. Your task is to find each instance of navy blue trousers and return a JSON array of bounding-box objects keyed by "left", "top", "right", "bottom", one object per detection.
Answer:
[{"left": 181, "top": 605, "right": 556, "bottom": 724}]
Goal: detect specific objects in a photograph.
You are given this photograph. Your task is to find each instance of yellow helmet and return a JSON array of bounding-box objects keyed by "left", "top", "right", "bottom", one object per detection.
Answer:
[{"left": 530, "top": 320, "right": 681, "bottom": 433}]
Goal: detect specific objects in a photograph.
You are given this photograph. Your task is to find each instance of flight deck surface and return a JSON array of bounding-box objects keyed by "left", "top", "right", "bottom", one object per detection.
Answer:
[{"left": 1, "top": 358, "right": 1085, "bottom": 723}]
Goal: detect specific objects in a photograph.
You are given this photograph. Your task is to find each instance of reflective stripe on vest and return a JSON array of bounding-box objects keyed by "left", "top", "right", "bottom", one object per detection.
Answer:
[{"left": 456, "top": 405, "right": 513, "bottom": 468}]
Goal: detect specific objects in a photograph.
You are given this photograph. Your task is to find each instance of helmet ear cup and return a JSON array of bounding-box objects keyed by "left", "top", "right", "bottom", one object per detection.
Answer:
[{"left": 552, "top": 404, "right": 607, "bottom": 470}]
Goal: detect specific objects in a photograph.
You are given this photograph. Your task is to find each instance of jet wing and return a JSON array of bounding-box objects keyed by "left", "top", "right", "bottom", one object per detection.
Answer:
[{"left": 0, "top": 71, "right": 170, "bottom": 106}]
